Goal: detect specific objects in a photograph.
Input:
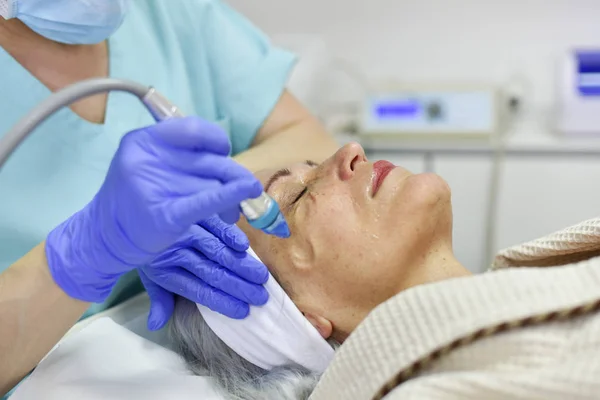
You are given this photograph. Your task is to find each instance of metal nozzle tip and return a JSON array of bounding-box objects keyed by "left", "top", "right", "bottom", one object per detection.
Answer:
[{"left": 266, "top": 220, "right": 291, "bottom": 238}]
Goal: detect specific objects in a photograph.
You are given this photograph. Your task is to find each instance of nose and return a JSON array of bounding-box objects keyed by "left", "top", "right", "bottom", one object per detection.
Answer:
[{"left": 333, "top": 142, "right": 367, "bottom": 181}]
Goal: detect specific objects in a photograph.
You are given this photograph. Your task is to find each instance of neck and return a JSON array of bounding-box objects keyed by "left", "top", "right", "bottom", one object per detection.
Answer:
[
  {"left": 0, "top": 18, "right": 106, "bottom": 81},
  {"left": 0, "top": 18, "right": 59, "bottom": 58},
  {"left": 400, "top": 245, "right": 472, "bottom": 291},
  {"left": 0, "top": 18, "right": 110, "bottom": 124},
  {"left": 333, "top": 245, "right": 471, "bottom": 343}
]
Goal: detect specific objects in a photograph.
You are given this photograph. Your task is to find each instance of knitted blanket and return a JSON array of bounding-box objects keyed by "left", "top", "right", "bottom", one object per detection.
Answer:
[{"left": 310, "top": 218, "right": 600, "bottom": 400}]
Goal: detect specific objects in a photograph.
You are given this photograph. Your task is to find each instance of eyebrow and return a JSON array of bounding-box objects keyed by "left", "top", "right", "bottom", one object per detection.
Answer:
[{"left": 264, "top": 160, "right": 318, "bottom": 193}]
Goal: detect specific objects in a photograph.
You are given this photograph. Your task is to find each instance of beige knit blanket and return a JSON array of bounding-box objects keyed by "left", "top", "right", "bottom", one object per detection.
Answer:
[{"left": 310, "top": 218, "right": 600, "bottom": 400}]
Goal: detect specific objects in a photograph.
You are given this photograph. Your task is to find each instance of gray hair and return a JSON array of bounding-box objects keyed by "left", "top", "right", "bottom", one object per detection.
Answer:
[{"left": 168, "top": 296, "right": 329, "bottom": 400}]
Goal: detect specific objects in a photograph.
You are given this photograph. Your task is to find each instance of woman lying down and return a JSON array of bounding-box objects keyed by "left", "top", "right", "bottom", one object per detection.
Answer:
[
  {"left": 169, "top": 142, "right": 600, "bottom": 400},
  {"left": 169, "top": 142, "right": 470, "bottom": 399}
]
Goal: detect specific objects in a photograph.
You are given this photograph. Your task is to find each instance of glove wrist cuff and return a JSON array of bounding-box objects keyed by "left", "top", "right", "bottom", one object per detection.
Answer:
[{"left": 46, "top": 207, "right": 127, "bottom": 303}]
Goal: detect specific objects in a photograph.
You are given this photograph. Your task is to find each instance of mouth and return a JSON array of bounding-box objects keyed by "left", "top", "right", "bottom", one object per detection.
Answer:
[{"left": 371, "top": 160, "right": 396, "bottom": 196}]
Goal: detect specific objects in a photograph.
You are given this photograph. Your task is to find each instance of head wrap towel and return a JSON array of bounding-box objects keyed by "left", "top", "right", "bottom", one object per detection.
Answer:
[{"left": 197, "top": 248, "right": 335, "bottom": 372}]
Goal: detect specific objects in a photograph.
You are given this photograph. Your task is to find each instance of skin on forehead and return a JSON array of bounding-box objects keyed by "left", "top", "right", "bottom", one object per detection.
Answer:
[{"left": 262, "top": 161, "right": 318, "bottom": 201}]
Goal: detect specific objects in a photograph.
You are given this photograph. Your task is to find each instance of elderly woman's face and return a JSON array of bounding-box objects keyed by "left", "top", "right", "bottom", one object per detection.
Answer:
[{"left": 238, "top": 143, "right": 453, "bottom": 338}]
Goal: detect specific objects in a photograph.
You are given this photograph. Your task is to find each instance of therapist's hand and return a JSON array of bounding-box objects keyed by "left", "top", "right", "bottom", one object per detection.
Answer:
[
  {"left": 139, "top": 216, "right": 268, "bottom": 330},
  {"left": 45, "top": 117, "right": 267, "bottom": 304}
]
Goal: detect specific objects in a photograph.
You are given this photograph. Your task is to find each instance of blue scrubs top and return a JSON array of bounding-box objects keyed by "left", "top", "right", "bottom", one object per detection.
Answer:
[{"left": 0, "top": 0, "right": 295, "bottom": 317}]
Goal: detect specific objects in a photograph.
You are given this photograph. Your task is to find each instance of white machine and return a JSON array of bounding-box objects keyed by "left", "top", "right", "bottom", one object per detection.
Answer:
[
  {"left": 557, "top": 49, "right": 600, "bottom": 136},
  {"left": 359, "top": 84, "right": 500, "bottom": 140}
]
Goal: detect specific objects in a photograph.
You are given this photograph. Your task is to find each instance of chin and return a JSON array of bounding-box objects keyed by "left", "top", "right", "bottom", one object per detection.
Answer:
[
  {"left": 416, "top": 173, "right": 453, "bottom": 240},
  {"left": 406, "top": 173, "right": 451, "bottom": 208},
  {"left": 385, "top": 172, "right": 453, "bottom": 248}
]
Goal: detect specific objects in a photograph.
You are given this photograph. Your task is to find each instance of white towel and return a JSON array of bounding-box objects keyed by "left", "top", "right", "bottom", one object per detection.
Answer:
[{"left": 197, "top": 248, "right": 335, "bottom": 372}]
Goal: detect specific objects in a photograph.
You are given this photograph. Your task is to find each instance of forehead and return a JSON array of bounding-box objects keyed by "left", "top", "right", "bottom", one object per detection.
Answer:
[
  {"left": 255, "top": 168, "right": 280, "bottom": 185},
  {"left": 255, "top": 161, "right": 315, "bottom": 187}
]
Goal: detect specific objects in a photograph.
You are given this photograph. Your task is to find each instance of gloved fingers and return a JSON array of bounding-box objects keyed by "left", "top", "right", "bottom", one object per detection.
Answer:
[
  {"left": 139, "top": 270, "right": 175, "bottom": 331},
  {"left": 173, "top": 248, "right": 268, "bottom": 305},
  {"left": 170, "top": 179, "right": 262, "bottom": 227},
  {"left": 187, "top": 230, "right": 268, "bottom": 285},
  {"left": 197, "top": 216, "right": 249, "bottom": 252},
  {"left": 144, "top": 117, "right": 231, "bottom": 156},
  {"left": 218, "top": 208, "right": 241, "bottom": 225},
  {"left": 156, "top": 152, "right": 257, "bottom": 184},
  {"left": 145, "top": 266, "right": 251, "bottom": 319}
]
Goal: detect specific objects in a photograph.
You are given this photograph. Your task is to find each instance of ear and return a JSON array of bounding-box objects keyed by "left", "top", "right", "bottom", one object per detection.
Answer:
[{"left": 303, "top": 312, "right": 333, "bottom": 339}]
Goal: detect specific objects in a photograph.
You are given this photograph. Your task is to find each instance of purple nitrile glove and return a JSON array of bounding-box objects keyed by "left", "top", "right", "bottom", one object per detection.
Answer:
[
  {"left": 45, "top": 117, "right": 268, "bottom": 311},
  {"left": 140, "top": 216, "right": 268, "bottom": 330}
]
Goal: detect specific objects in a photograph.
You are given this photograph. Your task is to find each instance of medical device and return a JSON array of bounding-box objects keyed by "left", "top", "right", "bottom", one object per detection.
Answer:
[
  {"left": 359, "top": 84, "right": 499, "bottom": 140},
  {"left": 0, "top": 78, "right": 290, "bottom": 239},
  {"left": 557, "top": 50, "right": 600, "bottom": 136}
]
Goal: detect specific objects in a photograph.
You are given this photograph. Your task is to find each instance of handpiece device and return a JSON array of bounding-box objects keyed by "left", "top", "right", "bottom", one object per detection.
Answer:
[
  {"left": 0, "top": 78, "right": 291, "bottom": 238},
  {"left": 143, "top": 88, "right": 291, "bottom": 238}
]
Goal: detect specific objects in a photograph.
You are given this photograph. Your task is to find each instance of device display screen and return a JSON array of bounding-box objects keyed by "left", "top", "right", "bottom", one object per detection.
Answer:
[
  {"left": 374, "top": 100, "right": 420, "bottom": 119},
  {"left": 577, "top": 50, "right": 600, "bottom": 96}
]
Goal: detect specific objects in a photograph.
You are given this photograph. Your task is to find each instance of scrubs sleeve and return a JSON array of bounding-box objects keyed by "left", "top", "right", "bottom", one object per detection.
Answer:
[{"left": 203, "top": 1, "right": 297, "bottom": 154}]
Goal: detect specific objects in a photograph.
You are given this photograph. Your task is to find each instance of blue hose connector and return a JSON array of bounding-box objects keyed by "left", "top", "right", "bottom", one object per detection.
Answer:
[{"left": 243, "top": 195, "right": 291, "bottom": 238}]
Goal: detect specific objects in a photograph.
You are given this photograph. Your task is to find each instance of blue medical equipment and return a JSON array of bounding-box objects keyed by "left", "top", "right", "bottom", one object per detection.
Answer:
[
  {"left": 0, "top": 78, "right": 290, "bottom": 239},
  {"left": 359, "top": 85, "right": 498, "bottom": 140},
  {"left": 557, "top": 49, "right": 600, "bottom": 136}
]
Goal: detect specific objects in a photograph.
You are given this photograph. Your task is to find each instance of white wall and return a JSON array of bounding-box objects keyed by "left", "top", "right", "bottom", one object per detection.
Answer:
[
  {"left": 231, "top": 0, "right": 600, "bottom": 127},
  {"left": 229, "top": 0, "right": 600, "bottom": 271}
]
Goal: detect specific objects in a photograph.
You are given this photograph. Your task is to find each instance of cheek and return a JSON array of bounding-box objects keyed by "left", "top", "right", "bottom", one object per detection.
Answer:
[
  {"left": 387, "top": 174, "right": 451, "bottom": 232},
  {"left": 376, "top": 174, "right": 453, "bottom": 265},
  {"left": 240, "top": 221, "right": 290, "bottom": 273},
  {"left": 291, "top": 196, "right": 406, "bottom": 314},
  {"left": 298, "top": 196, "right": 374, "bottom": 269}
]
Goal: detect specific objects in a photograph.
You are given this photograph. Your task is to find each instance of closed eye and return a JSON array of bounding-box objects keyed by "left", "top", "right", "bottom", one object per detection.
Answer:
[
  {"left": 293, "top": 187, "right": 308, "bottom": 204},
  {"left": 291, "top": 160, "right": 318, "bottom": 204}
]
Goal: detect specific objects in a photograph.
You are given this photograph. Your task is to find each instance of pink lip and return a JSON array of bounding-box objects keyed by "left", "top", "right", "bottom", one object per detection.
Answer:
[{"left": 371, "top": 160, "right": 396, "bottom": 195}]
